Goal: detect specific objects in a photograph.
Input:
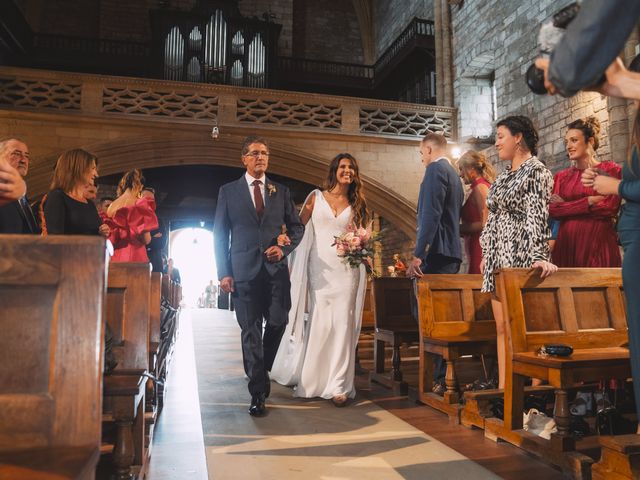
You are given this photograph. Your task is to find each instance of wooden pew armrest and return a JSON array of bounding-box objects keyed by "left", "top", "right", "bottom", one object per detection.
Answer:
[
  {"left": 423, "top": 334, "right": 496, "bottom": 346},
  {"left": 513, "top": 347, "right": 629, "bottom": 369},
  {"left": 0, "top": 446, "right": 99, "bottom": 479},
  {"left": 104, "top": 374, "right": 146, "bottom": 396}
]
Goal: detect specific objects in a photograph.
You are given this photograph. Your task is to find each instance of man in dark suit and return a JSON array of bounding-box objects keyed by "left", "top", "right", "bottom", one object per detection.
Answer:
[
  {"left": 0, "top": 138, "right": 39, "bottom": 234},
  {"left": 407, "top": 132, "right": 463, "bottom": 391},
  {"left": 214, "top": 136, "right": 304, "bottom": 416}
]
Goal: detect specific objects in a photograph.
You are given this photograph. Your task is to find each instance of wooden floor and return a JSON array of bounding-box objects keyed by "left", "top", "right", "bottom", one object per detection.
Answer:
[{"left": 149, "top": 308, "right": 564, "bottom": 480}]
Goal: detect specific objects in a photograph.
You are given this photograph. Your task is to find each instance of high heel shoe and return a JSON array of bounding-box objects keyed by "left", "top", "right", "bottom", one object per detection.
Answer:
[{"left": 332, "top": 394, "right": 348, "bottom": 407}]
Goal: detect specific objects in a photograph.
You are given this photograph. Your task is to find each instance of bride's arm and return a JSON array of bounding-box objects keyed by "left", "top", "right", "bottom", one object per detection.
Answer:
[{"left": 299, "top": 191, "right": 316, "bottom": 226}]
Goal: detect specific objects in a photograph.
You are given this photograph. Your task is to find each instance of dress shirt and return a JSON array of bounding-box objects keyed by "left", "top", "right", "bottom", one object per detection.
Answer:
[{"left": 245, "top": 172, "right": 266, "bottom": 208}]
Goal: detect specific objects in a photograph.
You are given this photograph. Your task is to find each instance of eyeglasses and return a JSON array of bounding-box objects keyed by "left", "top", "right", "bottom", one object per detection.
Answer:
[
  {"left": 9, "top": 150, "right": 29, "bottom": 160},
  {"left": 244, "top": 150, "right": 269, "bottom": 158}
]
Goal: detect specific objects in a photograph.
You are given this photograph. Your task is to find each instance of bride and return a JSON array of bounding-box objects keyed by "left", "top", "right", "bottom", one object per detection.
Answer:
[{"left": 271, "top": 153, "right": 370, "bottom": 407}]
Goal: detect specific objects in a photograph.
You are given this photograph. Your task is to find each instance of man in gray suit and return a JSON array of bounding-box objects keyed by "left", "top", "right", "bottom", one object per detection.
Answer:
[
  {"left": 214, "top": 136, "right": 304, "bottom": 416},
  {"left": 407, "top": 132, "right": 463, "bottom": 392}
]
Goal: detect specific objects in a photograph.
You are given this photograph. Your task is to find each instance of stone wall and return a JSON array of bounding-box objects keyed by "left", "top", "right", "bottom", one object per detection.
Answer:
[
  {"left": 373, "top": 0, "right": 433, "bottom": 60},
  {"left": 237, "top": 0, "right": 293, "bottom": 57},
  {"left": 451, "top": 0, "right": 630, "bottom": 174},
  {"left": 292, "top": 0, "right": 364, "bottom": 64}
]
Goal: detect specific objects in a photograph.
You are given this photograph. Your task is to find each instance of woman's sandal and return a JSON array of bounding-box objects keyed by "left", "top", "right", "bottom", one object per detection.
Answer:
[{"left": 332, "top": 394, "right": 348, "bottom": 407}]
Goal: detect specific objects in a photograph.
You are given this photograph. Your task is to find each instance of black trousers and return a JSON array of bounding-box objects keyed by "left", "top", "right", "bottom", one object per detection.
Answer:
[
  {"left": 232, "top": 265, "right": 291, "bottom": 397},
  {"left": 411, "top": 253, "right": 461, "bottom": 383}
]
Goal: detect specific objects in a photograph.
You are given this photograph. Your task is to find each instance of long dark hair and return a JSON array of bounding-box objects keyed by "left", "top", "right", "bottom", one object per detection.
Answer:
[{"left": 323, "top": 153, "right": 370, "bottom": 228}]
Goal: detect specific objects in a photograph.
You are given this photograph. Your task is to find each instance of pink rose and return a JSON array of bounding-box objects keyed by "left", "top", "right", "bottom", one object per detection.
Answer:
[
  {"left": 336, "top": 245, "right": 346, "bottom": 256},
  {"left": 350, "top": 236, "right": 361, "bottom": 248}
]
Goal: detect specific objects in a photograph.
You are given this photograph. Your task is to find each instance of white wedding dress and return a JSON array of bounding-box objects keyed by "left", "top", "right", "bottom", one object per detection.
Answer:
[{"left": 271, "top": 189, "right": 366, "bottom": 399}]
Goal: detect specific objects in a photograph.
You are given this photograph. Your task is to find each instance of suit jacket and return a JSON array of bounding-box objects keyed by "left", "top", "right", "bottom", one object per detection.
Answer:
[
  {"left": 0, "top": 199, "right": 39, "bottom": 234},
  {"left": 413, "top": 157, "right": 463, "bottom": 261},
  {"left": 214, "top": 176, "right": 304, "bottom": 283}
]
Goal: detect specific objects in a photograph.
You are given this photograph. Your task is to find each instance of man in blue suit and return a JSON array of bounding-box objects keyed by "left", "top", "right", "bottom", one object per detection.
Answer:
[
  {"left": 214, "top": 136, "right": 304, "bottom": 416},
  {"left": 407, "top": 132, "right": 463, "bottom": 391}
]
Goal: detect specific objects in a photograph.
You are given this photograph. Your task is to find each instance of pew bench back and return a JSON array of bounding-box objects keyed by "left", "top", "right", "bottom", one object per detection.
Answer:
[{"left": 0, "top": 235, "right": 107, "bottom": 451}]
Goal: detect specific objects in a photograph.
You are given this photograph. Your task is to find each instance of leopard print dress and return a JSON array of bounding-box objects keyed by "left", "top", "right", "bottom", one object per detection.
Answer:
[{"left": 480, "top": 156, "right": 553, "bottom": 292}]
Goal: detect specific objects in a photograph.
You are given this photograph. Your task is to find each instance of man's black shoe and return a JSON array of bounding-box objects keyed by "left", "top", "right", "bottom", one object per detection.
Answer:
[{"left": 249, "top": 394, "right": 266, "bottom": 416}]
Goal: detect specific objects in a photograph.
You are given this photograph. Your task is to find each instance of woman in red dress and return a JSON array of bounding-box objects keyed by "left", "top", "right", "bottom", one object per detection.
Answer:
[
  {"left": 458, "top": 151, "right": 495, "bottom": 274},
  {"left": 550, "top": 117, "right": 621, "bottom": 267},
  {"left": 103, "top": 169, "right": 158, "bottom": 263}
]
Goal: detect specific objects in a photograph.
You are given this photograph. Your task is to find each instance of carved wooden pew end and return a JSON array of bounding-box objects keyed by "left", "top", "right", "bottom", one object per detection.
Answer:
[
  {"left": 417, "top": 274, "right": 496, "bottom": 423},
  {"left": 592, "top": 435, "right": 640, "bottom": 480},
  {"left": 369, "top": 277, "right": 418, "bottom": 395}
]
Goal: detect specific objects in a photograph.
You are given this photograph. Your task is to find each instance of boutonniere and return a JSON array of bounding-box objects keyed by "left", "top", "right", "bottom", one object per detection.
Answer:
[{"left": 267, "top": 184, "right": 277, "bottom": 196}]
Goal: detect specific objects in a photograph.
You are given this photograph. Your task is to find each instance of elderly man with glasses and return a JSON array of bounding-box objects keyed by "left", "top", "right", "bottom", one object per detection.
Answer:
[
  {"left": 214, "top": 135, "right": 304, "bottom": 416},
  {"left": 0, "top": 138, "right": 39, "bottom": 233}
]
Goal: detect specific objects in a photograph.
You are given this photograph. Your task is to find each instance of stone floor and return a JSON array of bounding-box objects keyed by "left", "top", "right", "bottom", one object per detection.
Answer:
[{"left": 148, "top": 308, "right": 564, "bottom": 480}]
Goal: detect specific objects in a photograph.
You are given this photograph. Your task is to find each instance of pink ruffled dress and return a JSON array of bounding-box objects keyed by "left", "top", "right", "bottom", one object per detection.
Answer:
[{"left": 102, "top": 197, "right": 159, "bottom": 263}]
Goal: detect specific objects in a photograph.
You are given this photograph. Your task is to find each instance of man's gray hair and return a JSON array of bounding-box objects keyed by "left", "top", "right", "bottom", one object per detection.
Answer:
[{"left": 0, "top": 137, "right": 26, "bottom": 158}]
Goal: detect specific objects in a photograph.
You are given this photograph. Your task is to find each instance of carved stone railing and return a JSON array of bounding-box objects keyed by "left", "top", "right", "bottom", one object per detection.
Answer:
[{"left": 0, "top": 66, "right": 455, "bottom": 139}]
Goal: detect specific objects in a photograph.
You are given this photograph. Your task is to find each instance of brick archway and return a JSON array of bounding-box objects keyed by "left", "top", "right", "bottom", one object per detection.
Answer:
[{"left": 28, "top": 135, "right": 417, "bottom": 237}]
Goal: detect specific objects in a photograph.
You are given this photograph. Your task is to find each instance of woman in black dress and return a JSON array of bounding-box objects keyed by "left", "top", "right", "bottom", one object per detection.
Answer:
[{"left": 42, "top": 148, "right": 109, "bottom": 237}]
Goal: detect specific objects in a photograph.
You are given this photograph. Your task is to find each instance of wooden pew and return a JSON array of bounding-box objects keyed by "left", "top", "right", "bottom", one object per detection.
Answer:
[
  {"left": 0, "top": 235, "right": 107, "bottom": 480},
  {"left": 361, "top": 280, "right": 374, "bottom": 331},
  {"left": 484, "top": 268, "right": 630, "bottom": 479},
  {"left": 416, "top": 274, "right": 496, "bottom": 423},
  {"left": 592, "top": 435, "right": 640, "bottom": 480},
  {"left": 369, "top": 277, "right": 418, "bottom": 394},
  {"left": 102, "top": 262, "right": 152, "bottom": 479},
  {"left": 145, "top": 273, "right": 163, "bottom": 438}
]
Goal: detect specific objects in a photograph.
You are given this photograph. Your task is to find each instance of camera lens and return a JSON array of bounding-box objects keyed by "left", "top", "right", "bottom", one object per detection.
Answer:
[{"left": 526, "top": 64, "right": 549, "bottom": 95}]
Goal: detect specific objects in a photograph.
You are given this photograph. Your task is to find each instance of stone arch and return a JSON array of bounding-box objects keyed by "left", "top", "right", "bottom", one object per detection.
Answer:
[{"left": 29, "top": 135, "right": 417, "bottom": 237}]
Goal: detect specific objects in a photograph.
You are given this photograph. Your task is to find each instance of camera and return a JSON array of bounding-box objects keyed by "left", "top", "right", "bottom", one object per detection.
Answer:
[{"left": 526, "top": 2, "right": 585, "bottom": 94}]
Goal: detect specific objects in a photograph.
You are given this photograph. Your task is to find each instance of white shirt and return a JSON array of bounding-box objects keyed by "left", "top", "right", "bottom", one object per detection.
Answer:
[{"left": 245, "top": 172, "right": 266, "bottom": 208}]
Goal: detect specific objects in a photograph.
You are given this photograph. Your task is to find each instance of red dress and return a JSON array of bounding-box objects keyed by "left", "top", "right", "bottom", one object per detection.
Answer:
[
  {"left": 549, "top": 161, "right": 621, "bottom": 267},
  {"left": 461, "top": 177, "right": 491, "bottom": 274},
  {"left": 102, "top": 197, "right": 159, "bottom": 263}
]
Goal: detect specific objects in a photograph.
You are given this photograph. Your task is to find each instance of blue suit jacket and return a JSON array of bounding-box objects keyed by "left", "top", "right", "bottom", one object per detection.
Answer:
[
  {"left": 413, "top": 158, "right": 463, "bottom": 261},
  {"left": 214, "top": 176, "right": 304, "bottom": 283}
]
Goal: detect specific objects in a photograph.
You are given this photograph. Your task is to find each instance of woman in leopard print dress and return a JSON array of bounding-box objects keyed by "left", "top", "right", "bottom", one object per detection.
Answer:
[{"left": 480, "top": 116, "right": 557, "bottom": 389}]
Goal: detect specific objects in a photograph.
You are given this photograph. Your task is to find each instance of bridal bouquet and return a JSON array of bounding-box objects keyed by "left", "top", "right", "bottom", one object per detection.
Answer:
[{"left": 332, "top": 223, "right": 379, "bottom": 275}]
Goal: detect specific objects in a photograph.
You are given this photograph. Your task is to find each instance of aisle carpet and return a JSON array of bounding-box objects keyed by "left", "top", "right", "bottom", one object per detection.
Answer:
[{"left": 192, "top": 309, "right": 499, "bottom": 480}]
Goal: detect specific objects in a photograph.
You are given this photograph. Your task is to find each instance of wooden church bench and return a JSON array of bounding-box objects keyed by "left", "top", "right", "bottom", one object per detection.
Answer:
[
  {"left": 102, "top": 262, "right": 152, "bottom": 480},
  {"left": 369, "top": 276, "right": 419, "bottom": 395},
  {"left": 0, "top": 235, "right": 107, "bottom": 480},
  {"left": 415, "top": 274, "right": 496, "bottom": 423},
  {"left": 484, "top": 268, "right": 629, "bottom": 479},
  {"left": 591, "top": 435, "right": 640, "bottom": 480}
]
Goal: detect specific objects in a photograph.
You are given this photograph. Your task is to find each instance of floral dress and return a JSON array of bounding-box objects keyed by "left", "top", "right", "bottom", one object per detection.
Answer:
[{"left": 480, "top": 157, "right": 553, "bottom": 292}]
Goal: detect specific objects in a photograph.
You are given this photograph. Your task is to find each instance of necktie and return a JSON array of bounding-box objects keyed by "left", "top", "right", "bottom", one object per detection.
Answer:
[
  {"left": 18, "top": 196, "right": 38, "bottom": 233},
  {"left": 252, "top": 180, "right": 264, "bottom": 218}
]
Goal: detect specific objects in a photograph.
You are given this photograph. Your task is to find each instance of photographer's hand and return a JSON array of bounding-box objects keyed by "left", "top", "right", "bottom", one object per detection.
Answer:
[
  {"left": 593, "top": 57, "right": 640, "bottom": 100},
  {"left": 534, "top": 58, "right": 557, "bottom": 95}
]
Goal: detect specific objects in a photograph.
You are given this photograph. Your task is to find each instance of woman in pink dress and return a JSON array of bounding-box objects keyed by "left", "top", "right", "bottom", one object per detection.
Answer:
[
  {"left": 458, "top": 151, "right": 495, "bottom": 274},
  {"left": 103, "top": 169, "right": 158, "bottom": 262},
  {"left": 550, "top": 117, "right": 621, "bottom": 267}
]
